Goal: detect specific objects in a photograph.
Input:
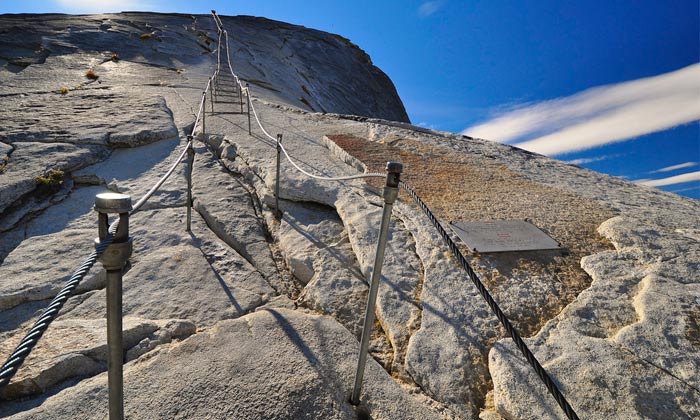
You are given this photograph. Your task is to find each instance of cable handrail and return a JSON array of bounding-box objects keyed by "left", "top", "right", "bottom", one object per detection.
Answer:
[
  {"left": 217, "top": 25, "right": 384, "bottom": 182},
  {"left": 0, "top": 17, "right": 219, "bottom": 391},
  {"left": 1, "top": 12, "right": 579, "bottom": 420},
  {"left": 211, "top": 10, "right": 579, "bottom": 418},
  {"left": 398, "top": 181, "right": 579, "bottom": 419}
]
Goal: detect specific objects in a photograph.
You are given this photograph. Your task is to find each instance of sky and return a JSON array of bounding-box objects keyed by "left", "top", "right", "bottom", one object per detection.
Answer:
[{"left": 2, "top": 0, "right": 699, "bottom": 199}]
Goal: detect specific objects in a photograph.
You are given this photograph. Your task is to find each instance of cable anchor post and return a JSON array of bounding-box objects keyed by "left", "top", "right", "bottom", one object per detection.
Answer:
[
  {"left": 94, "top": 193, "right": 133, "bottom": 420},
  {"left": 275, "top": 134, "right": 283, "bottom": 219},
  {"left": 201, "top": 91, "right": 207, "bottom": 140},
  {"left": 350, "top": 161, "right": 402, "bottom": 406},
  {"left": 239, "top": 81, "right": 244, "bottom": 114},
  {"left": 209, "top": 78, "right": 215, "bottom": 113},
  {"left": 246, "top": 83, "right": 252, "bottom": 135},
  {"left": 186, "top": 136, "right": 195, "bottom": 232}
]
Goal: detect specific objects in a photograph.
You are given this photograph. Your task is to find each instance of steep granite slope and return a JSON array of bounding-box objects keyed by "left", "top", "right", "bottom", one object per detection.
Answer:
[{"left": 0, "top": 11, "right": 698, "bottom": 420}]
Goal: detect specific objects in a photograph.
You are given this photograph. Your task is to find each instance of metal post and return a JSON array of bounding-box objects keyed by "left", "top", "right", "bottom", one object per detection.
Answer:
[
  {"left": 94, "top": 193, "right": 133, "bottom": 420},
  {"left": 350, "top": 162, "right": 402, "bottom": 406},
  {"left": 210, "top": 80, "right": 214, "bottom": 113},
  {"left": 186, "top": 136, "right": 195, "bottom": 232},
  {"left": 201, "top": 92, "right": 206, "bottom": 137},
  {"left": 275, "top": 134, "right": 283, "bottom": 219},
  {"left": 239, "top": 82, "right": 244, "bottom": 113},
  {"left": 246, "top": 83, "right": 251, "bottom": 135}
]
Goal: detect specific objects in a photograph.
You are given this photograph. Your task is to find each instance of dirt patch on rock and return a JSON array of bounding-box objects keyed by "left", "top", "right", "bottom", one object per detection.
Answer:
[{"left": 327, "top": 134, "right": 615, "bottom": 336}]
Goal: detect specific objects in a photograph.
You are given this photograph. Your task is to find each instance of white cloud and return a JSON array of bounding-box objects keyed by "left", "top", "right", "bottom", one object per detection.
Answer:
[
  {"left": 650, "top": 161, "right": 699, "bottom": 173},
  {"left": 670, "top": 185, "right": 700, "bottom": 194},
  {"left": 462, "top": 64, "right": 700, "bottom": 156},
  {"left": 566, "top": 154, "right": 619, "bottom": 165},
  {"left": 635, "top": 171, "right": 700, "bottom": 187},
  {"left": 53, "top": 0, "right": 154, "bottom": 13},
  {"left": 418, "top": 1, "right": 443, "bottom": 17}
]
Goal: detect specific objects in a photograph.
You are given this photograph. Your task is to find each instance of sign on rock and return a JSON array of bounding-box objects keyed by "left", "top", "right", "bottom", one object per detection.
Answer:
[{"left": 450, "top": 220, "right": 562, "bottom": 253}]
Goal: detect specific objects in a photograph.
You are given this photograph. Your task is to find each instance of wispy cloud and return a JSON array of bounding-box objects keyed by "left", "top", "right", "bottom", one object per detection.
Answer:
[
  {"left": 53, "top": 0, "right": 153, "bottom": 13},
  {"left": 670, "top": 185, "right": 700, "bottom": 194},
  {"left": 649, "top": 161, "right": 699, "bottom": 173},
  {"left": 635, "top": 171, "right": 700, "bottom": 187},
  {"left": 566, "top": 154, "right": 620, "bottom": 166},
  {"left": 418, "top": 1, "right": 444, "bottom": 18},
  {"left": 462, "top": 64, "right": 700, "bottom": 156}
]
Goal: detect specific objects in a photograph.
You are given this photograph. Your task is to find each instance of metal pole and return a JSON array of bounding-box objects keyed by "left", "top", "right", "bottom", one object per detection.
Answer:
[
  {"left": 246, "top": 83, "right": 251, "bottom": 135},
  {"left": 94, "top": 193, "right": 133, "bottom": 420},
  {"left": 186, "top": 136, "right": 195, "bottom": 232},
  {"left": 350, "top": 161, "right": 402, "bottom": 406},
  {"left": 202, "top": 92, "right": 206, "bottom": 138},
  {"left": 239, "top": 82, "right": 244, "bottom": 113},
  {"left": 211, "top": 74, "right": 216, "bottom": 99},
  {"left": 214, "top": 72, "right": 219, "bottom": 98},
  {"left": 210, "top": 80, "right": 215, "bottom": 113},
  {"left": 275, "top": 134, "right": 283, "bottom": 219}
]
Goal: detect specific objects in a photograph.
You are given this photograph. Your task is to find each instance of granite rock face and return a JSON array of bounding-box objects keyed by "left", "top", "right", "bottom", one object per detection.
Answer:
[
  {"left": 0, "top": 317, "right": 194, "bottom": 400},
  {"left": 488, "top": 216, "right": 700, "bottom": 419},
  {"left": 1, "top": 10, "right": 698, "bottom": 420},
  {"left": 2, "top": 310, "right": 441, "bottom": 420},
  {"left": 278, "top": 200, "right": 368, "bottom": 337},
  {"left": 224, "top": 15, "right": 409, "bottom": 122}
]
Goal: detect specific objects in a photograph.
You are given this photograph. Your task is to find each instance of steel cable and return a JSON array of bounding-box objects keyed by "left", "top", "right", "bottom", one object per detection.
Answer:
[
  {"left": 2, "top": 9, "right": 585, "bottom": 415},
  {"left": 0, "top": 227, "right": 114, "bottom": 389},
  {"left": 0, "top": 133, "right": 195, "bottom": 391},
  {"left": 399, "top": 180, "right": 580, "bottom": 420},
  {"left": 211, "top": 12, "right": 579, "bottom": 418},
  {"left": 212, "top": 16, "right": 384, "bottom": 183},
  {"left": 0, "top": 30, "right": 214, "bottom": 388},
  {"left": 131, "top": 140, "right": 192, "bottom": 214}
]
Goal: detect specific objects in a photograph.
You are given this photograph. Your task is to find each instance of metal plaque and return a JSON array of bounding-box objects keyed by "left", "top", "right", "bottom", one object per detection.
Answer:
[{"left": 450, "top": 220, "right": 562, "bottom": 253}]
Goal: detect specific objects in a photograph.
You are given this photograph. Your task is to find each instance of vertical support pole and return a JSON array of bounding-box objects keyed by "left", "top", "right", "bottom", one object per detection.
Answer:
[
  {"left": 239, "top": 81, "right": 244, "bottom": 113},
  {"left": 275, "top": 133, "right": 283, "bottom": 219},
  {"left": 106, "top": 267, "right": 123, "bottom": 419},
  {"left": 210, "top": 80, "right": 215, "bottom": 113},
  {"left": 94, "top": 193, "right": 134, "bottom": 420},
  {"left": 350, "top": 161, "right": 402, "bottom": 406},
  {"left": 186, "top": 136, "right": 195, "bottom": 232},
  {"left": 246, "top": 83, "right": 251, "bottom": 135},
  {"left": 201, "top": 92, "right": 206, "bottom": 138}
]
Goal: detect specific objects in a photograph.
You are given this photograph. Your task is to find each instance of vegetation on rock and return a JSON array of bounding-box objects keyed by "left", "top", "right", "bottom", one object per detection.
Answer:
[{"left": 35, "top": 169, "right": 65, "bottom": 193}]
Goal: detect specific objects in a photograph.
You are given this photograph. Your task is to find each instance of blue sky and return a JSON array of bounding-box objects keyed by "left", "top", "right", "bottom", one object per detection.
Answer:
[{"left": 3, "top": 0, "right": 699, "bottom": 199}]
